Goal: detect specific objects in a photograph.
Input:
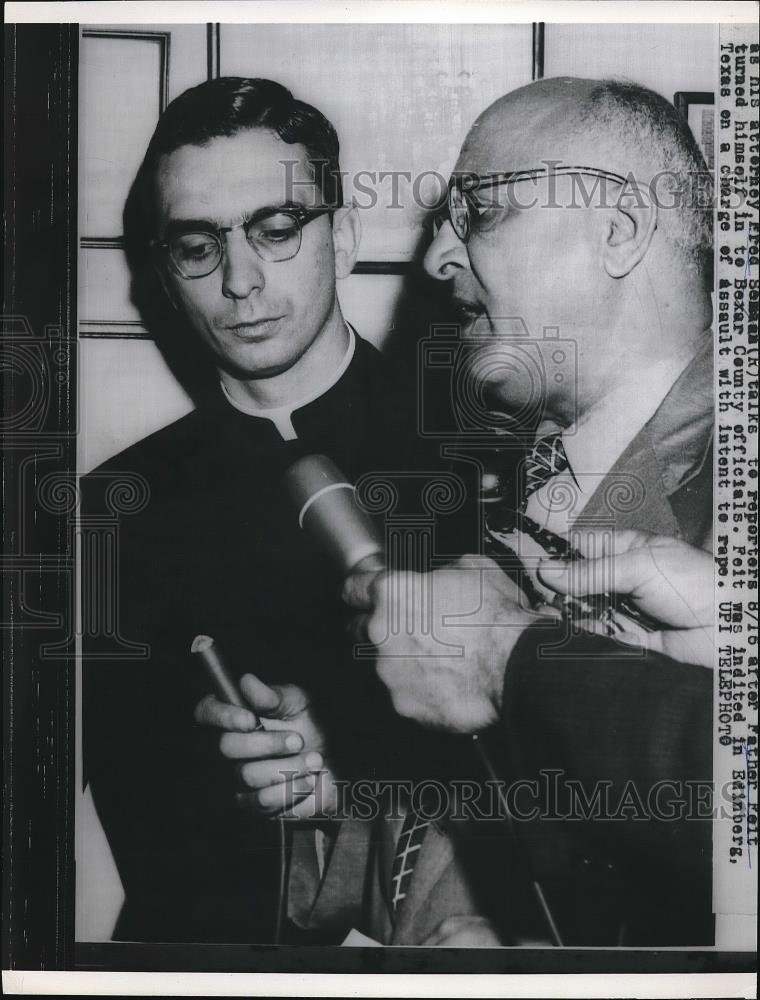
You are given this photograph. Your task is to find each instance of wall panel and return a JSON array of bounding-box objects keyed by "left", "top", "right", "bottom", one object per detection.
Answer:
[
  {"left": 221, "top": 23, "right": 533, "bottom": 262},
  {"left": 543, "top": 23, "right": 717, "bottom": 99}
]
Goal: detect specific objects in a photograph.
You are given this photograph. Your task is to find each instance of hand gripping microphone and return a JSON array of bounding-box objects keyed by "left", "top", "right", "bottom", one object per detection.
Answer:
[
  {"left": 283, "top": 452, "right": 564, "bottom": 946},
  {"left": 282, "top": 454, "right": 385, "bottom": 577}
]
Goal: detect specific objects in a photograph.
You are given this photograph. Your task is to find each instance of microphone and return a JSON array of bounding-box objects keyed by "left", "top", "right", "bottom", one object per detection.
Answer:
[
  {"left": 283, "top": 454, "right": 385, "bottom": 578},
  {"left": 190, "top": 634, "right": 262, "bottom": 729},
  {"left": 284, "top": 453, "right": 564, "bottom": 945}
]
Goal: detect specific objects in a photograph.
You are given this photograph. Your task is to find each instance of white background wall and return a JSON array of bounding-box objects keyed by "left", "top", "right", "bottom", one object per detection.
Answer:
[{"left": 77, "top": 21, "right": 716, "bottom": 475}]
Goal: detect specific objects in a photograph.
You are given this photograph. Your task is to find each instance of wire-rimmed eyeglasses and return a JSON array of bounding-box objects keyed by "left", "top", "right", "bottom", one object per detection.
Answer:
[
  {"left": 435, "top": 165, "right": 630, "bottom": 242},
  {"left": 152, "top": 205, "right": 333, "bottom": 279}
]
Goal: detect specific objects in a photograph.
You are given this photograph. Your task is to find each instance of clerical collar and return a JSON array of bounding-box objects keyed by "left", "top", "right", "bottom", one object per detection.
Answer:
[{"left": 219, "top": 324, "right": 356, "bottom": 441}]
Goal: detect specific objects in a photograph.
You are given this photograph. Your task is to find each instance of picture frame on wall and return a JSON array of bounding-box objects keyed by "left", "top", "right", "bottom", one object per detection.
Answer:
[{"left": 674, "top": 91, "right": 715, "bottom": 169}]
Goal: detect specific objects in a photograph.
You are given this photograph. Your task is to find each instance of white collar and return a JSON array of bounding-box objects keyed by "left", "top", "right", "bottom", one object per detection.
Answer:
[{"left": 220, "top": 325, "right": 356, "bottom": 441}]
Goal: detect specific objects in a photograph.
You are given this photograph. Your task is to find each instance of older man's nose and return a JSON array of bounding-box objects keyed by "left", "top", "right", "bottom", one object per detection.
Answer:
[{"left": 423, "top": 220, "right": 470, "bottom": 281}]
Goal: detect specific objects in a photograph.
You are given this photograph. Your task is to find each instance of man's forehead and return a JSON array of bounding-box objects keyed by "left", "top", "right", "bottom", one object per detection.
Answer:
[
  {"left": 454, "top": 78, "right": 599, "bottom": 174},
  {"left": 154, "top": 128, "right": 316, "bottom": 217}
]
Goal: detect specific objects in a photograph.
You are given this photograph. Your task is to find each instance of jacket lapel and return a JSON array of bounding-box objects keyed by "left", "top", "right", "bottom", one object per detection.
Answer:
[
  {"left": 579, "top": 339, "right": 713, "bottom": 542},
  {"left": 579, "top": 427, "right": 679, "bottom": 536},
  {"left": 300, "top": 820, "right": 373, "bottom": 933},
  {"left": 362, "top": 815, "right": 402, "bottom": 944}
]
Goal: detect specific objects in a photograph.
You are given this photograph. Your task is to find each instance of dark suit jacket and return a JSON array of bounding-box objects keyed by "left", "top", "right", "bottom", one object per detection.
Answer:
[{"left": 499, "top": 339, "right": 714, "bottom": 945}]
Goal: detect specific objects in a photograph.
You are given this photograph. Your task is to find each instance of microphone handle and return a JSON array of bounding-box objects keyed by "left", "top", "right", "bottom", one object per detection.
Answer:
[{"left": 191, "top": 634, "right": 262, "bottom": 727}]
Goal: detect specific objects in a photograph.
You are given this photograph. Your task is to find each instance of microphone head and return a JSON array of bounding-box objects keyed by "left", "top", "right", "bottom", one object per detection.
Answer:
[
  {"left": 190, "top": 634, "right": 214, "bottom": 654},
  {"left": 282, "top": 454, "right": 348, "bottom": 519},
  {"left": 283, "top": 454, "right": 385, "bottom": 577}
]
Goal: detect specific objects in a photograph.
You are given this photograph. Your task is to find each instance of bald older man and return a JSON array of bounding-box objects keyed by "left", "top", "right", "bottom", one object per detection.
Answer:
[
  {"left": 207, "top": 77, "right": 714, "bottom": 947},
  {"left": 346, "top": 77, "right": 714, "bottom": 945}
]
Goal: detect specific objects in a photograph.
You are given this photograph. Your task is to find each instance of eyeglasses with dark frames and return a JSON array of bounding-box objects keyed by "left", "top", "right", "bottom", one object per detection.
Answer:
[
  {"left": 152, "top": 205, "right": 333, "bottom": 279},
  {"left": 435, "top": 165, "right": 630, "bottom": 242}
]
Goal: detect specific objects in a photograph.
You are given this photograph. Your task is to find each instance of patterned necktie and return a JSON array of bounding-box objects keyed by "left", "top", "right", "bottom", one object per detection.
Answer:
[
  {"left": 484, "top": 434, "right": 655, "bottom": 636},
  {"left": 482, "top": 434, "right": 577, "bottom": 615},
  {"left": 390, "top": 808, "right": 431, "bottom": 914},
  {"left": 521, "top": 433, "right": 569, "bottom": 509}
]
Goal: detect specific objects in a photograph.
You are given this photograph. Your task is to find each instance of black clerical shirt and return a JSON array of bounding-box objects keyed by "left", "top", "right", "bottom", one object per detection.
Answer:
[{"left": 81, "top": 334, "right": 476, "bottom": 943}]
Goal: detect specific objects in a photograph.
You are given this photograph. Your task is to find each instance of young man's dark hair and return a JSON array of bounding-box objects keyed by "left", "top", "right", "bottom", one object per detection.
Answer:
[
  {"left": 131, "top": 77, "right": 342, "bottom": 245},
  {"left": 123, "top": 77, "right": 344, "bottom": 403}
]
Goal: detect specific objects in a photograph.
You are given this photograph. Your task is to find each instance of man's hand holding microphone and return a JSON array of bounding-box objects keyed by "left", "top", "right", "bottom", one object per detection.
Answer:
[
  {"left": 194, "top": 670, "right": 340, "bottom": 820},
  {"left": 192, "top": 449, "right": 714, "bottom": 818},
  {"left": 191, "top": 454, "right": 391, "bottom": 820},
  {"left": 343, "top": 529, "right": 714, "bottom": 734}
]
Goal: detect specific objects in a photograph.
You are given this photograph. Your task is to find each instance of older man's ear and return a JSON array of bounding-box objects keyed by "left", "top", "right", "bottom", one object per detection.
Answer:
[
  {"left": 602, "top": 185, "right": 658, "bottom": 279},
  {"left": 332, "top": 203, "right": 361, "bottom": 279}
]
